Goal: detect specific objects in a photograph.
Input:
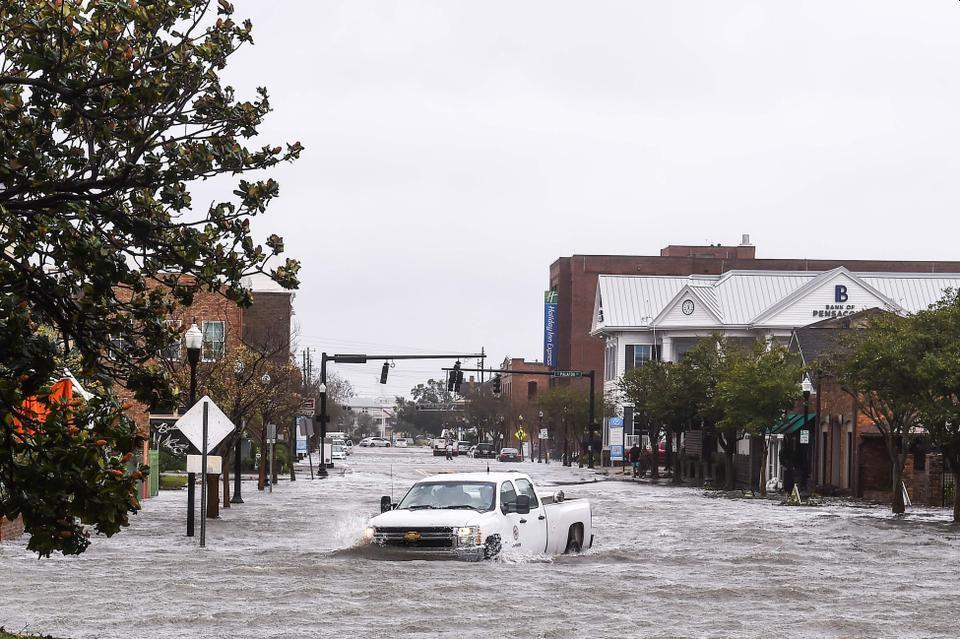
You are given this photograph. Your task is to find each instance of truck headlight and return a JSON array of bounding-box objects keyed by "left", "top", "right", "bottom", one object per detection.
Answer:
[
  {"left": 454, "top": 526, "right": 481, "bottom": 546},
  {"left": 362, "top": 527, "right": 375, "bottom": 544}
]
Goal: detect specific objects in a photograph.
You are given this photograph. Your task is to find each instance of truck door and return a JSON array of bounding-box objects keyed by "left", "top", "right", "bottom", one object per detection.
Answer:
[
  {"left": 513, "top": 478, "right": 548, "bottom": 554},
  {"left": 499, "top": 480, "right": 523, "bottom": 551}
]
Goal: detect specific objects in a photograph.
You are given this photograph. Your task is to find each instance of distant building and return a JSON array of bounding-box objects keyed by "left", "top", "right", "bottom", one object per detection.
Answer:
[
  {"left": 499, "top": 357, "right": 550, "bottom": 456},
  {"left": 548, "top": 237, "right": 960, "bottom": 399},
  {"left": 592, "top": 266, "right": 960, "bottom": 477}
]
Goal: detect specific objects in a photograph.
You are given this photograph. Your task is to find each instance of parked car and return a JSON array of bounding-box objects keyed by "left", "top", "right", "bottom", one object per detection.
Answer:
[
  {"left": 456, "top": 441, "right": 472, "bottom": 455},
  {"left": 359, "top": 437, "right": 391, "bottom": 447},
  {"left": 467, "top": 445, "right": 477, "bottom": 457},
  {"left": 363, "top": 471, "right": 594, "bottom": 560},
  {"left": 498, "top": 447, "right": 520, "bottom": 462},
  {"left": 331, "top": 444, "right": 346, "bottom": 460},
  {"left": 394, "top": 438, "right": 408, "bottom": 448},
  {"left": 473, "top": 443, "right": 496, "bottom": 459},
  {"left": 432, "top": 439, "right": 451, "bottom": 456}
]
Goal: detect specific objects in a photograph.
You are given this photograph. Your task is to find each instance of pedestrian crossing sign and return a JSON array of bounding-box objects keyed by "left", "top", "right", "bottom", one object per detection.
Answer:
[{"left": 515, "top": 429, "right": 526, "bottom": 441}]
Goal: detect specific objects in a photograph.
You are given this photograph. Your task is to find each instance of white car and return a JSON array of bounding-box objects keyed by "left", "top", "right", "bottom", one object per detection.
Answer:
[
  {"left": 393, "top": 439, "right": 408, "bottom": 448},
  {"left": 359, "top": 436, "right": 390, "bottom": 447},
  {"left": 331, "top": 444, "right": 346, "bottom": 460},
  {"left": 362, "top": 472, "right": 594, "bottom": 560}
]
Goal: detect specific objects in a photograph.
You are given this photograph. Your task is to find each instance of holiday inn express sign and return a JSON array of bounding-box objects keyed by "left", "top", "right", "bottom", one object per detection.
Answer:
[{"left": 543, "top": 290, "right": 558, "bottom": 367}]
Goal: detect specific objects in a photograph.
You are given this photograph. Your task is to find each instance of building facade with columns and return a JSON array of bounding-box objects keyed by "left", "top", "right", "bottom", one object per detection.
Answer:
[{"left": 591, "top": 267, "right": 960, "bottom": 453}]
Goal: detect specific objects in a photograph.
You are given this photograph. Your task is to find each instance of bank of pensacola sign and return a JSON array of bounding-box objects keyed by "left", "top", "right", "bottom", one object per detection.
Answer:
[
  {"left": 813, "top": 285, "right": 863, "bottom": 319},
  {"left": 543, "top": 290, "right": 558, "bottom": 367}
]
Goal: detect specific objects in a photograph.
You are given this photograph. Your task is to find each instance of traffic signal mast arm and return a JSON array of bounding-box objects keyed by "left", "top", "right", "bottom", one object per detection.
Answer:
[{"left": 440, "top": 367, "right": 597, "bottom": 436}]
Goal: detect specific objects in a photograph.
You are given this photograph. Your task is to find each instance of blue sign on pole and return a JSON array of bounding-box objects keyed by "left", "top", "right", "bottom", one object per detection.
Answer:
[{"left": 544, "top": 290, "right": 558, "bottom": 367}]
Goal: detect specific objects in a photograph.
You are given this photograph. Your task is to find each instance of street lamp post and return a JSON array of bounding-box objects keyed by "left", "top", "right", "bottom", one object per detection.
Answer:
[
  {"left": 316, "top": 376, "right": 328, "bottom": 478},
  {"left": 518, "top": 415, "right": 525, "bottom": 461},
  {"left": 800, "top": 375, "right": 814, "bottom": 494},
  {"left": 562, "top": 406, "right": 569, "bottom": 467},
  {"left": 230, "top": 360, "right": 244, "bottom": 505},
  {"left": 184, "top": 322, "right": 202, "bottom": 538},
  {"left": 262, "top": 372, "right": 272, "bottom": 488},
  {"left": 538, "top": 411, "right": 544, "bottom": 463}
]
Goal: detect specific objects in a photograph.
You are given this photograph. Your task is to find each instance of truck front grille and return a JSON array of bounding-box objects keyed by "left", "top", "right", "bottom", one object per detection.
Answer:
[{"left": 373, "top": 527, "right": 454, "bottom": 548}]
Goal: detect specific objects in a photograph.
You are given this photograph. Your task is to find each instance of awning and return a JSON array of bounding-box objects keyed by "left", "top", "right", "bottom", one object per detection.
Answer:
[{"left": 769, "top": 413, "right": 815, "bottom": 435}]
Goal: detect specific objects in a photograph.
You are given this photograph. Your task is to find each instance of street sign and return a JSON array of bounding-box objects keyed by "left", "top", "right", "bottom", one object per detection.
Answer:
[
  {"left": 299, "top": 398, "right": 316, "bottom": 415},
  {"left": 174, "top": 396, "right": 234, "bottom": 454},
  {"left": 266, "top": 423, "right": 278, "bottom": 444},
  {"left": 298, "top": 417, "right": 314, "bottom": 437},
  {"left": 539, "top": 428, "right": 548, "bottom": 439},
  {"left": 800, "top": 429, "right": 810, "bottom": 444},
  {"left": 515, "top": 429, "right": 526, "bottom": 441},
  {"left": 187, "top": 455, "right": 222, "bottom": 474},
  {"left": 551, "top": 370, "right": 583, "bottom": 378}
]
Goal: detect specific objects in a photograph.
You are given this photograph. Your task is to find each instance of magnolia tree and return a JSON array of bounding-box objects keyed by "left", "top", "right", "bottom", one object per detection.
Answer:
[
  {"left": 832, "top": 314, "right": 926, "bottom": 515},
  {"left": 0, "top": 1, "right": 299, "bottom": 555},
  {"left": 714, "top": 340, "right": 801, "bottom": 494}
]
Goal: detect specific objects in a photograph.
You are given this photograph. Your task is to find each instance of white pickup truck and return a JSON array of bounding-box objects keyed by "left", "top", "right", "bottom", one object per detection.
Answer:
[{"left": 362, "top": 471, "right": 594, "bottom": 560}]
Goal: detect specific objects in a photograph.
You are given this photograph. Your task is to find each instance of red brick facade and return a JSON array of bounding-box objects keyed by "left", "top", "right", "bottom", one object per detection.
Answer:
[
  {"left": 0, "top": 515, "right": 24, "bottom": 541},
  {"left": 500, "top": 358, "right": 550, "bottom": 455}
]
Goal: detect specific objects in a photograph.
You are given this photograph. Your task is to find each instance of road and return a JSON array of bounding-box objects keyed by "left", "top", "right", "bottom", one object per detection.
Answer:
[{"left": 1, "top": 447, "right": 958, "bottom": 639}]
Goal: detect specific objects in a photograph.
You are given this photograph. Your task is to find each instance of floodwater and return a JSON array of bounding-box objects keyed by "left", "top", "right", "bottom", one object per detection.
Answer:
[{"left": 1, "top": 447, "right": 958, "bottom": 639}]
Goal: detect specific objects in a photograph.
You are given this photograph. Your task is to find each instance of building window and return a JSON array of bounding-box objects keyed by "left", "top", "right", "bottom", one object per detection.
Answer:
[
  {"left": 107, "top": 335, "right": 128, "bottom": 360},
  {"left": 527, "top": 381, "right": 538, "bottom": 400},
  {"left": 632, "top": 344, "right": 661, "bottom": 367},
  {"left": 202, "top": 320, "right": 225, "bottom": 361},
  {"left": 161, "top": 320, "right": 182, "bottom": 361},
  {"left": 604, "top": 342, "right": 617, "bottom": 381}
]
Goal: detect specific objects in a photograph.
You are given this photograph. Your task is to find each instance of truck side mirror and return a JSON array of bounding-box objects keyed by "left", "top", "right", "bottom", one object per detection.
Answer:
[
  {"left": 380, "top": 496, "right": 392, "bottom": 513},
  {"left": 515, "top": 494, "right": 531, "bottom": 515}
]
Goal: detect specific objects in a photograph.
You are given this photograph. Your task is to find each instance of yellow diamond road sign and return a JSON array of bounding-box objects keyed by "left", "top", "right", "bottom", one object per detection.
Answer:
[{"left": 515, "top": 429, "right": 526, "bottom": 441}]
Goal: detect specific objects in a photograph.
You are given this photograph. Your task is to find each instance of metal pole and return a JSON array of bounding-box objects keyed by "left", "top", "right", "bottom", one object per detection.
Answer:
[
  {"left": 318, "top": 353, "right": 328, "bottom": 478},
  {"left": 587, "top": 371, "right": 596, "bottom": 469},
  {"left": 268, "top": 432, "right": 274, "bottom": 494},
  {"left": 186, "top": 353, "right": 198, "bottom": 537},
  {"left": 290, "top": 417, "right": 297, "bottom": 482},
  {"left": 200, "top": 401, "right": 208, "bottom": 548},
  {"left": 231, "top": 422, "right": 244, "bottom": 504},
  {"left": 538, "top": 414, "right": 543, "bottom": 463},
  {"left": 802, "top": 391, "right": 810, "bottom": 493},
  {"left": 562, "top": 409, "right": 569, "bottom": 467}
]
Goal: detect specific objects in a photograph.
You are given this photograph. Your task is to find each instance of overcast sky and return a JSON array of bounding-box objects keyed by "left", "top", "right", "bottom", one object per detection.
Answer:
[{"left": 202, "top": 1, "right": 960, "bottom": 398}]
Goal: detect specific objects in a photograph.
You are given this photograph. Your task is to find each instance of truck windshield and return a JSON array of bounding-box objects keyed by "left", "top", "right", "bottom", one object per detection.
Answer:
[{"left": 398, "top": 482, "right": 496, "bottom": 512}]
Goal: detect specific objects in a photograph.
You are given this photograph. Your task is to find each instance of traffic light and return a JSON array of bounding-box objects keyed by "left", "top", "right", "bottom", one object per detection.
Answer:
[
  {"left": 448, "top": 361, "right": 463, "bottom": 393},
  {"left": 492, "top": 374, "right": 501, "bottom": 395},
  {"left": 380, "top": 362, "right": 389, "bottom": 384}
]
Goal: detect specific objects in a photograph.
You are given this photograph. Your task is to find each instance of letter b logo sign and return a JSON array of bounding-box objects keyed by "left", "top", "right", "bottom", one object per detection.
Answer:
[{"left": 835, "top": 285, "right": 849, "bottom": 303}]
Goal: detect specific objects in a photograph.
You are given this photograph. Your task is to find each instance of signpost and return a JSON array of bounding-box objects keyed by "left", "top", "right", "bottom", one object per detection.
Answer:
[
  {"left": 550, "top": 370, "right": 583, "bottom": 378},
  {"left": 174, "top": 396, "right": 235, "bottom": 546},
  {"left": 267, "top": 423, "right": 277, "bottom": 494},
  {"left": 609, "top": 417, "right": 624, "bottom": 465},
  {"left": 299, "top": 418, "right": 315, "bottom": 480}
]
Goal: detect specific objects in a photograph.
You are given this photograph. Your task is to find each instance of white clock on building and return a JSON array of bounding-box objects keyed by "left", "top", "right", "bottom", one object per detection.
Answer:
[{"left": 681, "top": 299, "right": 695, "bottom": 315}]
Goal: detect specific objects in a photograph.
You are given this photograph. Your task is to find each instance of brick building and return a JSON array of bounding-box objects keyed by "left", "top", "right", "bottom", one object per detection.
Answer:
[
  {"left": 549, "top": 236, "right": 960, "bottom": 398},
  {"left": 129, "top": 274, "right": 294, "bottom": 501},
  {"left": 499, "top": 357, "right": 550, "bottom": 457}
]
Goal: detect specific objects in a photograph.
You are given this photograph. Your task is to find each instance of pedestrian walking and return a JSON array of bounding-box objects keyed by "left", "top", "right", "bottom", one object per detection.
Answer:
[
  {"left": 629, "top": 443, "right": 642, "bottom": 478},
  {"left": 445, "top": 441, "right": 454, "bottom": 461}
]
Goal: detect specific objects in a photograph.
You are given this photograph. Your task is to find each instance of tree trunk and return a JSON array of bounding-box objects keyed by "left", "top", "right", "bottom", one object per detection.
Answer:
[
  {"left": 759, "top": 440, "right": 769, "bottom": 497},
  {"left": 891, "top": 455, "right": 905, "bottom": 515},
  {"left": 664, "top": 431, "right": 673, "bottom": 473},
  {"left": 719, "top": 432, "right": 736, "bottom": 491},
  {"left": 953, "top": 470, "right": 960, "bottom": 523},
  {"left": 258, "top": 448, "right": 267, "bottom": 491},
  {"left": 206, "top": 473, "right": 220, "bottom": 519},
  {"left": 222, "top": 458, "right": 230, "bottom": 509}
]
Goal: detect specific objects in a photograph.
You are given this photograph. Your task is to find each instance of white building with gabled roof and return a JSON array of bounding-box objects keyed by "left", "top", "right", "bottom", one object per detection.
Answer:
[{"left": 591, "top": 266, "right": 960, "bottom": 451}]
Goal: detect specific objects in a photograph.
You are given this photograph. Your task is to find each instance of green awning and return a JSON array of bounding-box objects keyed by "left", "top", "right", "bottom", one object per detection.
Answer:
[{"left": 769, "top": 413, "right": 814, "bottom": 435}]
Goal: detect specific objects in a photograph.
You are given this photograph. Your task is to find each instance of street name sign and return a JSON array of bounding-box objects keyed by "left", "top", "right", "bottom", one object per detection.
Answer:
[
  {"left": 551, "top": 370, "right": 583, "bottom": 378},
  {"left": 174, "top": 396, "right": 234, "bottom": 454},
  {"left": 187, "top": 455, "right": 222, "bottom": 474},
  {"left": 539, "top": 428, "right": 548, "bottom": 439}
]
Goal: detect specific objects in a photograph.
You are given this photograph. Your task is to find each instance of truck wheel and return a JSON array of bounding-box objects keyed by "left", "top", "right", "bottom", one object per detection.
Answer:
[
  {"left": 484, "top": 535, "right": 502, "bottom": 559},
  {"left": 564, "top": 524, "right": 583, "bottom": 554}
]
